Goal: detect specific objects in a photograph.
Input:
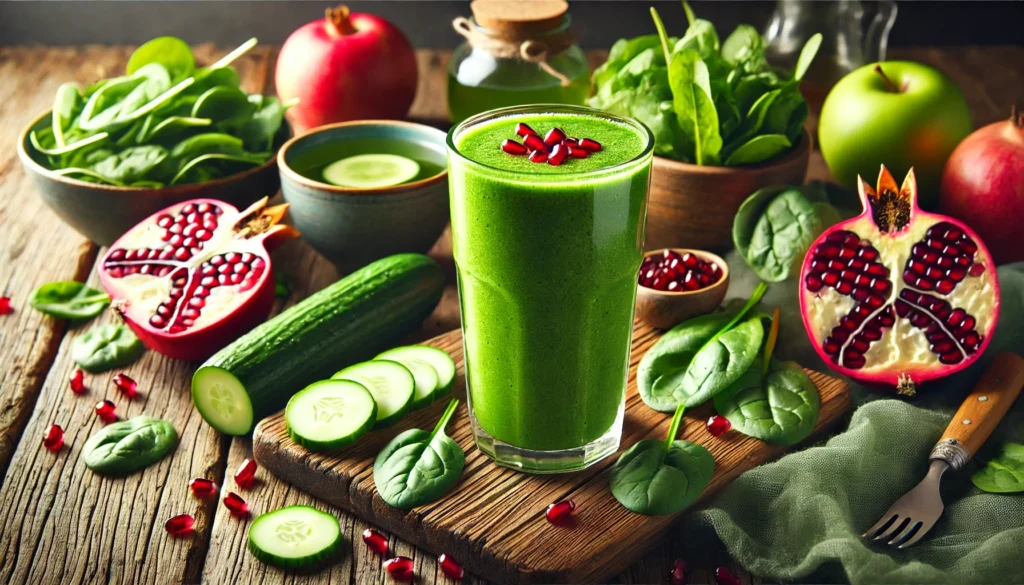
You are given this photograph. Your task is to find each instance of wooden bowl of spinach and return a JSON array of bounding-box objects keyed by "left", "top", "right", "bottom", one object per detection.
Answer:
[{"left": 17, "top": 37, "right": 290, "bottom": 245}]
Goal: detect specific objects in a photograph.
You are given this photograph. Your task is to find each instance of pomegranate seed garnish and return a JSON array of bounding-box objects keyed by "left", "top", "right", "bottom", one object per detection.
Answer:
[
  {"left": 515, "top": 122, "right": 538, "bottom": 138},
  {"left": 223, "top": 492, "right": 249, "bottom": 517},
  {"left": 567, "top": 145, "right": 589, "bottom": 159},
  {"left": 543, "top": 127, "right": 567, "bottom": 146},
  {"left": 383, "top": 556, "right": 414, "bottom": 582},
  {"left": 578, "top": 138, "right": 603, "bottom": 152},
  {"left": 43, "top": 424, "right": 64, "bottom": 452},
  {"left": 528, "top": 150, "right": 548, "bottom": 163},
  {"left": 189, "top": 478, "right": 218, "bottom": 499},
  {"left": 165, "top": 514, "right": 195, "bottom": 537},
  {"left": 438, "top": 553, "right": 464, "bottom": 580},
  {"left": 523, "top": 134, "right": 546, "bottom": 152},
  {"left": 715, "top": 566, "right": 741, "bottom": 585},
  {"left": 95, "top": 400, "right": 117, "bottom": 423},
  {"left": 545, "top": 498, "right": 576, "bottom": 524},
  {"left": 548, "top": 143, "right": 568, "bottom": 166},
  {"left": 69, "top": 369, "right": 86, "bottom": 394},
  {"left": 668, "top": 559, "right": 687, "bottom": 585},
  {"left": 707, "top": 415, "right": 731, "bottom": 437},
  {"left": 235, "top": 458, "right": 257, "bottom": 489},
  {"left": 113, "top": 373, "right": 138, "bottom": 399},
  {"left": 501, "top": 139, "right": 528, "bottom": 155},
  {"left": 361, "top": 528, "right": 389, "bottom": 556},
  {"left": 0, "top": 296, "right": 12, "bottom": 315}
]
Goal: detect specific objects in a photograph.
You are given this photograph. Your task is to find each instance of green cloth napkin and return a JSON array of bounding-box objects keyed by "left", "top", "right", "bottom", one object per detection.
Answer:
[{"left": 682, "top": 261, "right": 1024, "bottom": 584}]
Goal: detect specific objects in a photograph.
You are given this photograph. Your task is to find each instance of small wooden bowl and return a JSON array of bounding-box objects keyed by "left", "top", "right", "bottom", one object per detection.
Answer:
[
  {"left": 645, "top": 129, "right": 812, "bottom": 252},
  {"left": 635, "top": 249, "right": 730, "bottom": 330}
]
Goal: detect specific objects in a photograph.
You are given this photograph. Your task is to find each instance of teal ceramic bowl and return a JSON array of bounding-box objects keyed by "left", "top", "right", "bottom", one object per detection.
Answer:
[
  {"left": 17, "top": 108, "right": 286, "bottom": 246},
  {"left": 277, "top": 120, "right": 449, "bottom": 270}
]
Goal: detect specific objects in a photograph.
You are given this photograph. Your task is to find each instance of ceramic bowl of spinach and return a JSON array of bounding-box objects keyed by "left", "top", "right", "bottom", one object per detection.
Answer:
[
  {"left": 588, "top": 4, "right": 821, "bottom": 251},
  {"left": 17, "top": 37, "right": 290, "bottom": 245}
]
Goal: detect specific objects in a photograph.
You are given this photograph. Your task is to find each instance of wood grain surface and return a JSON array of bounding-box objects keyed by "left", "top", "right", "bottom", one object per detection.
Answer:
[{"left": 0, "top": 43, "right": 1019, "bottom": 585}]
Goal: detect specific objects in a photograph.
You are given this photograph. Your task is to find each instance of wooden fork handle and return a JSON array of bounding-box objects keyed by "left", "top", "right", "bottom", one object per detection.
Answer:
[{"left": 931, "top": 352, "right": 1024, "bottom": 469}]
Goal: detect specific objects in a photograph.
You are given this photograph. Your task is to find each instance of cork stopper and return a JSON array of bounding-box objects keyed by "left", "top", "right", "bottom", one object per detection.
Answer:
[{"left": 470, "top": 0, "right": 568, "bottom": 35}]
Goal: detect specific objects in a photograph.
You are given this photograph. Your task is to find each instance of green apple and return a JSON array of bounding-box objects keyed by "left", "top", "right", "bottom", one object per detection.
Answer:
[{"left": 818, "top": 61, "right": 972, "bottom": 208}]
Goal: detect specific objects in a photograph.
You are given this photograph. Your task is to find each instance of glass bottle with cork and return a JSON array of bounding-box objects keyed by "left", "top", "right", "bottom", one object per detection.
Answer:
[{"left": 448, "top": 0, "right": 590, "bottom": 124}]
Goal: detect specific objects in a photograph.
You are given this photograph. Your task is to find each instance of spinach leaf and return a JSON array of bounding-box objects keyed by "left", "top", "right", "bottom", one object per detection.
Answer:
[
  {"left": 72, "top": 324, "right": 146, "bottom": 373},
  {"left": 29, "top": 281, "right": 109, "bottom": 320},
  {"left": 126, "top": 36, "right": 195, "bottom": 82},
  {"left": 144, "top": 116, "right": 212, "bottom": 142},
  {"left": 89, "top": 145, "right": 169, "bottom": 184},
  {"left": 591, "top": 35, "right": 664, "bottom": 89},
  {"left": 723, "top": 134, "right": 791, "bottom": 166},
  {"left": 191, "top": 85, "right": 254, "bottom": 125},
  {"left": 972, "top": 443, "right": 1024, "bottom": 493},
  {"left": 639, "top": 312, "right": 732, "bottom": 412},
  {"left": 236, "top": 96, "right": 286, "bottom": 152},
  {"left": 373, "top": 399, "right": 465, "bottom": 510},
  {"left": 52, "top": 83, "right": 80, "bottom": 148},
  {"left": 793, "top": 33, "right": 823, "bottom": 82},
  {"left": 170, "top": 152, "right": 266, "bottom": 185},
  {"left": 714, "top": 359, "right": 820, "bottom": 445},
  {"left": 609, "top": 405, "right": 715, "bottom": 515},
  {"left": 721, "top": 25, "right": 765, "bottom": 72},
  {"left": 82, "top": 416, "right": 178, "bottom": 476}
]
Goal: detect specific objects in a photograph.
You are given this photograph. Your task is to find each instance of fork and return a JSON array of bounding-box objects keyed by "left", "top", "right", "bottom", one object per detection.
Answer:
[{"left": 863, "top": 352, "right": 1024, "bottom": 548}]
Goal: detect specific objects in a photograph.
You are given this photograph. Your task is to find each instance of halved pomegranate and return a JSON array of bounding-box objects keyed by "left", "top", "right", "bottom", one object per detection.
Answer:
[
  {"left": 800, "top": 166, "right": 1000, "bottom": 395},
  {"left": 98, "top": 198, "right": 298, "bottom": 361}
]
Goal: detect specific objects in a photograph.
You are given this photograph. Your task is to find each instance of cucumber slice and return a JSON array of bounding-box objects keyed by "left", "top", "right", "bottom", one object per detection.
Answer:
[
  {"left": 388, "top": 357, "right": 438, "bottom": 409},
  {"left": 332, "top": 360, "right": 414, "bottom": 428},
  {"left": 322, "top": 154, "right": 420, "bottom": 188},
  {"left": 285, "top": 380, "right": 377, "bottom": 451},
  {"left": 247, "top": 505, "right": 341, "bottom": 569},
  {"left": 377, "top": 346, "right": 457, "bottom": 401},
  {"left": 192, "top": 366, "right": 253, "bottom": 436}
]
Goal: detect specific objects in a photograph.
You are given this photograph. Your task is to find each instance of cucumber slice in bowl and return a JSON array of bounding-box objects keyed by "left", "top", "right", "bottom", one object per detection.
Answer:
[
  {"left": 322, "top": 154, "right": 420, "bottom": 188},
  {"left": 377, "top": 346, "right": 457, "bottom": 401},
  {"left": 332, "top": 360, "right": 414, "bottom": 428},
  {"left": 286, "top": 380, "right": 376, "bottom": 451},
  {"left": 247, "top": 505, "right": 341, "bottom": 569},
  {"left": 192, "top": 366, "right": 253, "bottom": 437}
]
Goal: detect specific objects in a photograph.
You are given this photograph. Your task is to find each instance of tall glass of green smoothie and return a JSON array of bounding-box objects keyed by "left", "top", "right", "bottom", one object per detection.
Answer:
[{"left": 447, "top": 105, "right": 654, "bottom": 473}]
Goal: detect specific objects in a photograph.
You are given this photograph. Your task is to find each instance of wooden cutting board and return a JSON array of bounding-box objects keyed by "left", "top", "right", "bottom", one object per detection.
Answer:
[{"left": 253, "top": 323, "right": 851, "bottom": 584}]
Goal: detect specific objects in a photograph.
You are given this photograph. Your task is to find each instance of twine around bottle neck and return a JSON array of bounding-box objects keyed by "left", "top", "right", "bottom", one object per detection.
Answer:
[{"left": 452, "top": 16, "right": 576, "bottom": 87}]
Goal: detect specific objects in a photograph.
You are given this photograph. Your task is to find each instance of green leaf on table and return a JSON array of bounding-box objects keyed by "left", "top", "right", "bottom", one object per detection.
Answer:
[
  {"left": 723, "top": 134, "right": 791, "bottom": 166},
  {"left": 72, "top": 324, "right": 146, "bottom": 373},
  {"left": 82, "top": 416, "right": 178, "bottom": 476},
  {"left": 126, "top": 36, "right": 196, "bottom": 82},
  {"left": 714, "top": 360, "right": 820, "bottom": 445},
  {"left": 29, "top": 281, "right": 110, "bottom": 320},
  {"left": 972, "top": 443, "right": 1024, "bottom": 493}
]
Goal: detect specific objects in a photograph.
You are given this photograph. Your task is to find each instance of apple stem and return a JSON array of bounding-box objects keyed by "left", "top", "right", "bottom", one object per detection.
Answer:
[
  {"left": 874, "top": 64, "right": 901, "bottom": 93},
  {"left": 325, "top": 4, "right": 357, "bottom": 37}
]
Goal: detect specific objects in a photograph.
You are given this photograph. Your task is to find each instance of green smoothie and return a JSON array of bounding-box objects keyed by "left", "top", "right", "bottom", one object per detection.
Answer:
[{"left": 448, "top": 107, "right": 653, "bottom": 463}]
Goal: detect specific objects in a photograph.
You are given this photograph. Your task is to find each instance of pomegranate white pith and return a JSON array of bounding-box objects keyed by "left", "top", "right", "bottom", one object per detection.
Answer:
[{"left": 799, "top": 166, "right": 1000, "bottom": 395}]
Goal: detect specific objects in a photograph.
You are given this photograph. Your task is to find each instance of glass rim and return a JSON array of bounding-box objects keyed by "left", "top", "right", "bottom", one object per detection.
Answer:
[{"left": 446, "top": 104, "right": 655, "bottom": 183}]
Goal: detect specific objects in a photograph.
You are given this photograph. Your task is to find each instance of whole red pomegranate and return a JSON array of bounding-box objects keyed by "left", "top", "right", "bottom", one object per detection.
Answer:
[
  {"left": 276, "top": 5, "right": 418, "bottom": 133},
  {"left": 940, "top": 107, "right": 1024, "bottom": 265},
  {"left": 800, "top": 166, "right": 1000, "bottom": 396},
  {"left": 99, "top": 198, "right": 298, "bottom": 361}
]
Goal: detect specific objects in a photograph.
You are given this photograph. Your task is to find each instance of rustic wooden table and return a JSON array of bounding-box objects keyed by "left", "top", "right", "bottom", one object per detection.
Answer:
[{"left": 0, "top": 45, "right": 1019, "bottom": 585}]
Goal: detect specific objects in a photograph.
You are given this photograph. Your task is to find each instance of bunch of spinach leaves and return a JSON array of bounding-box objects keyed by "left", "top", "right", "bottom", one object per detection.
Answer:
[
  {"left": 588, "top": 3, "right": 821, "bottom": 166},
  {"left": 29, "top": 36, "right": 290, "bottom": 188},
  {"left": 971, "top": 443, "right": 1024, "bottom": 493}
]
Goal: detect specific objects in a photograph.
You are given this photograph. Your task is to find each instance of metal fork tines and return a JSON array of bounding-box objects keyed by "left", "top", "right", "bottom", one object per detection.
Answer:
[{"left": 863, "top": 459, "right": 949, "bottom": 548}]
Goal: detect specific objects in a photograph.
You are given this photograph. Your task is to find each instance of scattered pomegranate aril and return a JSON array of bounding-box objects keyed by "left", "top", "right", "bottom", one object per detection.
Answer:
[
  {"left": 501, "top": 139, "right": 528, "bottom": 155},
  {"left": 707, "top": 415, "right": 732, "bottom": 437},
  {"left": 515, "top": 122, "right": 538, "bottom": 138},
  {"left": 383, "top": 556, "right": 415, "bottom": 582},
  {"left": 234, "top": 458, "right": 257, "bottom": 489},
  {"left": 223, "top": 492, "right": 249, "bottom": 517},
  {"left": 668, "top": 559, "right": 687, "bottom": 585},
  {"left": 715, "top": 566, "right": 741, "bottom": 585},
  {"left": 523, "top": 134, "right": 546, "bottom": 152},
  {"left": 0, "top": 296, "right": 12, "bottom": 315},
  {"left": 95, "top": 400, "right": 117, "bottom": 423},
  {"left": 545, "top": 498, "right": 576, "bottom": 524},
  {"left": 361, "top": 528, "right": 389, "bottom": 556},
  {"left": 69, "top": 369, "right": 86, "bottom": 394},
  {"left": 43, "top": 424, "right": 64, "bottom": 452},
  {"left": 165, "top": 514, "right": 195, "bottom": 537},
  {"left": 548, "top": 143, "right": 568, "bottom": 166},
  {"left": 438, "top": 553, "right": 464, "bottom": 580},
  {"left": 578, "top": 138, "right": 603, "bottom": 152},
  {"left": 112, "top": 373, "right": 138, "bottom": 399},
  {"left": 543, "top": 127, "right": 567, "bottom": 146},
  {"left": 189, "top": 478, "right": 218, "bottom": 499},
  {"left": 528, "top": 150, "right": 548, "bottom": 164}
]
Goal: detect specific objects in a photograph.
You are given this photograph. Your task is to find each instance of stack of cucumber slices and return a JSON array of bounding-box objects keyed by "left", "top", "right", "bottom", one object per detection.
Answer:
[{"left": 285, "top": 345, "right": 456, "bottom": 452}]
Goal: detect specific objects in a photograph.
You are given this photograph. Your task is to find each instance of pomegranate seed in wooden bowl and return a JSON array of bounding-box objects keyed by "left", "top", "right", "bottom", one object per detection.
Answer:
[{"left": 635, "top": 248, "right": 729, "bottom": 330}]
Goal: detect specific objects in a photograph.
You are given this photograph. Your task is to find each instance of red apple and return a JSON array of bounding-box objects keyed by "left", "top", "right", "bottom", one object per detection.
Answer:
[
  {"left": 940, "top": 108, "right": 1024, "bottom": 265},
  {"left": 276, "top": 5, "right": 418, "bottom": 132}
]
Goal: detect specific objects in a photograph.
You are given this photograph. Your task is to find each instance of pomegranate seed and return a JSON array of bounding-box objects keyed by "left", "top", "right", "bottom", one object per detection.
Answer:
[
  {"left": 548, "top": 143, "right": 568, "bottom": 166},
  {"left": 361, "top": 528, "right": 389, "bottom": 556},
  {"left": 189, "top": 478, "right": 218, "bottom": 499},
  {"left": 545, "top": 499, "right": 576, "bottom": 524},
  {"left": 523, "top": 134, "right": 546, "bottom": 152},
  {"left": 0, "top": 296, "right": 12, "bottom": 315},
  {"left": 578, "top": 138, "right": 603, "bottom": 152},
  {"left": 543, "top": 127, "right": 567, "bottom": 146},
  {"left": 223, "top": 492, "right": 249, "bottom": 517},
  {"left": 235, "top": 458, "right": 257, "bottom": 489},
  {"left": 501, "top": 139, "right": 528, "bottom": 155},
  {"left": 715, "top": 566, "right": 741, "bottom": 585},
  {"left": 383, "top": 556, "right": 414, "bottom": 582},
  {"left": 95, "top": 400, "right": 117, "bottom": 423},
  {"left": 515, "top": 122, "right": 538, "bottom": 138},
  {"left": 69, "top": 369, "right": 86, "bottom": 394},
  {"left": 528, "top": 150, "right": 548, "bottom": 163},
  {"left": 707, "top": 415, "right": 731, "bottom": 437},
  {"left": 668, "top": 559, "right": 687, "bottom": 585},
  {"left": 438, "top": 553, "right": 464, "bottom": 580},
  {"left": 567, "top": 145, "right": 589, "bottom": 158},
  {"left": 165, "top": 514, "right": 195, "bottom": 537},
  {"left": 43, "top": 424, "right": 64, "bottom": 452},
  {"left": 969, "top": 263, "right": 986, "bottom": 277},
  {"left": 113, "top": 373, "right": 138, "bottom": 398}
]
